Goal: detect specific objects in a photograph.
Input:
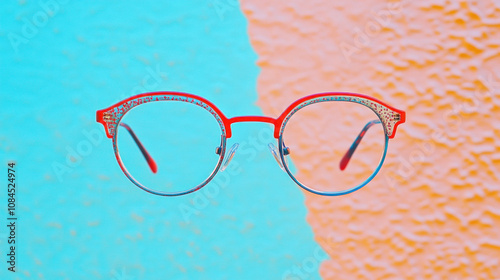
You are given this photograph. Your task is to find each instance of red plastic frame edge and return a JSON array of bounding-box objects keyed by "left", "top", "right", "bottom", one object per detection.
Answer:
[{"left": 96, "top": 91, "right": 406, "bottom": 139}]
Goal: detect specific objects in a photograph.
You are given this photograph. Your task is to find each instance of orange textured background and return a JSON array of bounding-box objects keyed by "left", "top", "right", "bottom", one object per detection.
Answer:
[{"left": 241, "top": 0, "right": 500, "bottom": 279}]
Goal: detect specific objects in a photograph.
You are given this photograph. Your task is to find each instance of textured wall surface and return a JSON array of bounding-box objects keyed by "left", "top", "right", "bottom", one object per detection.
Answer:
[
  {"left": 0, "top": 1, "right": 322, "bottom": 279},
  {"left": 241, "top": 0, "right": 500, "bottom": 279}
]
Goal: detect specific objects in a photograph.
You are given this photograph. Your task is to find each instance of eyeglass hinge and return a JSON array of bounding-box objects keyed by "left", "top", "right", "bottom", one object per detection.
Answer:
[
  {"left": 102, "top": 112, "right": 113, "bottom": 121},
  {"left": 393, "top": 113, "right": 401, "bottom": 121}
]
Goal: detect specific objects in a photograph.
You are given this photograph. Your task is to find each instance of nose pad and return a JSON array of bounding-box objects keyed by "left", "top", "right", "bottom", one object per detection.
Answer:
[
  {"left": 268, "top": 143, "right": 286, "bottom": 171},
  {"left": 221, "top": 143, "right": 239, "bottom": 171}
]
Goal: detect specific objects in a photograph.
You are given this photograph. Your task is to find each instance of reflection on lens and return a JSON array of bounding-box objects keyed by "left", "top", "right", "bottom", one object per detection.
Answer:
[
  {"left": 116, "top": 100, "right": 224, "bottom": 194},
  {"left": 281, "top": 100, "right": 387, "bottom": 194}
]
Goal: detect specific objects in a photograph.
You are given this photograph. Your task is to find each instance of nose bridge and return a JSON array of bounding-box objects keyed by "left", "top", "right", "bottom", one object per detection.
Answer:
[
  {"left": 227, "top": 116, "right": 279, "bottom": 138},
  {"left": 223, "top": 115, "right": 286, "bottom": 172}
]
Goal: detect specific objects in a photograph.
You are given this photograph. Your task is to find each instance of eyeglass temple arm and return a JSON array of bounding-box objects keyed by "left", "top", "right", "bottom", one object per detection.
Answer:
[
  {"left": 339, "top": 119, "right": 381, "bottom": 171},
  {"left": 119, "top": 123, "right": 158, "bottom": 173}
]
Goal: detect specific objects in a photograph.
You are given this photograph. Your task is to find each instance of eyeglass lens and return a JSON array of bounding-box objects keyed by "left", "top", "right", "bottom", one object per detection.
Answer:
[
  {"left": 281, "top": 100, "right": 387, "bottom": 193},
  {"left": 116, "top": 101, "right": 224, "bottom": 194}
]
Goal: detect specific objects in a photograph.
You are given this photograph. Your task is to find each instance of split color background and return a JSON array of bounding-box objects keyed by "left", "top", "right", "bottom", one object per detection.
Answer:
[
  {"left": 1, "top": 0, "right": 500, "bottom": 279},
  {"left": 1, "top": 1, "right": 322, "bottom": 279},
  {"left": 240, "top": 0, "right": 500, "bottom": 279}
]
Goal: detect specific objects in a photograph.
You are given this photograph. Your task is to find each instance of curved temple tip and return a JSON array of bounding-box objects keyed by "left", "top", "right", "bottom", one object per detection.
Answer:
[
  {"left": 119, "top": 122, "right": 158, "bottom": 174},
  {"left": 339, "top": 155, "right": 349, "bottom": 171},
  {"left": 148, "top": 157, "right": 158, "bottom": 174},
  {"left": 339, "top": 119, "right": 381, "bottom": 171}
]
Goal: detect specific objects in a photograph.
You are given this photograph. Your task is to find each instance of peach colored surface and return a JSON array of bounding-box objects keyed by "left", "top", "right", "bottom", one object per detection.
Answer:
[{"left": 241, "top": 0, "right": 500, "bottom": 279}]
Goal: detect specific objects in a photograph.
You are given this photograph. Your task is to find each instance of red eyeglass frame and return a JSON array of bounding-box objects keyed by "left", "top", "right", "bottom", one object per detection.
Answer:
[{"left": 97, "top": 91, "right": 405, "bottom": 196}]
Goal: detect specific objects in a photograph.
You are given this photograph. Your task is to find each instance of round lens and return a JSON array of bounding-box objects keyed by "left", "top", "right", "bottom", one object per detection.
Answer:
[
  {"left": 115, "top": 100, "right": 224, "bottom": 195},
  {"left": 280, "top": 100, "right": 387, "bottom": 194}
]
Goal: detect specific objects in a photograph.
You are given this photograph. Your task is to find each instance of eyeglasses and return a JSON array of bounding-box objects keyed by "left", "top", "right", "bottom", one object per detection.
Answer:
[{"left": 96, "top": 92, "right": 405, "bottom": 196}]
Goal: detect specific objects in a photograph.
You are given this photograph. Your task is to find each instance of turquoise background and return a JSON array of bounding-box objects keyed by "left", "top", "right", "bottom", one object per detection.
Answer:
[{"left": 0, "top": 1, "right": 323, "bottom": 279}]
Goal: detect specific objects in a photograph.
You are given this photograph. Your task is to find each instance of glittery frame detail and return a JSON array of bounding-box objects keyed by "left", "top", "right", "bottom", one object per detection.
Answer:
[
  {"left": 101, "top": 95, "right": 226, "bottom": 138},
  {"left": 280, "top": 96, "right": 401, "bottom": 137},
  {"left": 97, "top": 91, "right": 406, "bottom": 196}
]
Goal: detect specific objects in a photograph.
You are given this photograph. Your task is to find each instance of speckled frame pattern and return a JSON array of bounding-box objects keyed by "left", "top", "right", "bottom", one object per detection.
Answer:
[{"left": 97, "top": 91, "right": 405, "bottom": 196}]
